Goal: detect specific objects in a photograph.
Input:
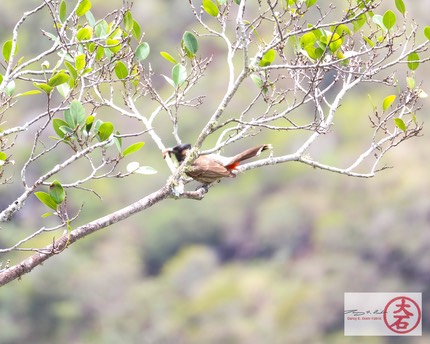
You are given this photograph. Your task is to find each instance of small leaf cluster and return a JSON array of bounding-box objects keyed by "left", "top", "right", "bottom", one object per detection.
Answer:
[
  {"left": 35, "top": 180, "right": 65, "bottom": 214},
  {"left": 0, "top": 0, "right": 152, "bottom": 100},
  {"left": 160, "top": 31, "right": 199, "bottom": 88},
  {"left": 0, "top": 0, "right": 161, "bottom": 218},
  {"left": 300, "top": 26, "right": 347, "bottom": 61},
  {"left": 250, "top": 0, "right": 430, "bottom": 95},
  {"left": 51, "top": 100, "right": 145, "bottom": 158}
]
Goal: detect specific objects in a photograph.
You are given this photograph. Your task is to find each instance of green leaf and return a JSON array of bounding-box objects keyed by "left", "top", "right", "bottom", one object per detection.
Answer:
[
  {"left": 357, "top": 0, "right": 373, "bottom": 10},
  {"left": 306, "top": 0, "right": 318, "bottom": 8},
  {"left": 372, "top": 14, "right": 386, "bottom": 32},
  {"left": 76, "top": 27, "right": 93, "bottom": 41},
  {"left": 314, "top": 47, "right": 325, "bottom": 60},
  {"left": 85, "top": 115, "right": 94, "bottom": 133},
  {"left": 15, "top": 90, "right": 42, "bottom": 97},
  {"left": 124, "top": 11, "right": 134, "bottom": 32},
  {"left": 202, "top": 0, "right": 219, "bottom": 17},
  {"left": 85, "top": 11, "right": 96, "bottom": 27},
  {"left": 135, "top": 42, "right": 150, "bottom": 61},
  {"left": 0, "top": 152, "right": 7, "bottom": 161},
  {"left": 64, "top": 61, "right": 78, "bottom": 80},
  {"left": 300, "top": 32, "right": 316, "bottom": 48},
  {"left": 109, "top": 27, "right": 122, "bottom": 40},
  {"left": 66, "top": 220, "right": 72, "bottom": 233},
  {"left": 75, "top": 54, "right": 86, "bottom": 71},
  {"left": 49, "top": 180, "right": 65, "bottom": 204},
  {"left": 123, "top": 142, "right": 145, "bottom": 157},
  {"left": 382, "top": 95, "right": 396, "bottom": 111},
  {"left": 33, "top": 82, "right": 54, "bottom": 94},
  {"left": 259, "top": 49, "right": 276, "bottom": 67},
  {"left": 82, "top": 67, "right": 92, "bottom": 76},
  {"left": 161, "top": 75, "right": 175, "bottom": 88},
  {"left": 172, "top": 63, "right": 187, "bottom": 87},
  {"left": 395, "top": 0, "right": 406, "bottom": 15},
  {"left": 93, "top": 119, "right": 103, "bottom": 134},
  {"left": 95, "top": 20, "right": 109, "bottom": 38},
  {"left": 35, "top": 192, "right": 58, "bottom": 211},
  {"left": 424, "top": 26, "right": 430, "bottom": 41},
  {"left": 333, "top": 24, "right": 351, "bottom": 38},
  {"left": 114, "top": 131, "right": 122, "bottom": 152},
  {"left": 182, "top": 31, "right": 198, "bottom": 56},
  {"left": 98, "top": 122, "right": 114, "bottom": 141},
  {"left": 132, "top": 20, "right": 141, "bottom": 40},
  {"left": 134, "top": 166, "right": 158, "bottom": 175},
  {"left": 303, "top": 46, "right": 316, "bottom": 60},
  {"left": 160, "top": 51, "right": 178, "bottom": 64},
  {"left": 327, "top": 33, "right": 342, "bottom": 52},
  {"left": 114, "top": 61, "right": 129, "bottom": 79},
  {"left": 126, "top": 162, "right": 157, "bottom": 175},
  {"left": 406, "top": 76, "right": 415, "bottom": 90},
  {"left": 2, "top": 41, "right": 11, "bottom": 62},
  {"left": 352, "top": 13, "right": 366, "bottom": 32},
  {"left": 106, "top": 39, "right": 121, "bottom": 53},
  {"left": 64, "top": 109, "right": 73, "bottom": 129},
  {"left": 69, "top": 100, "right": 86, "bottom": 127},
  {"left": 407, "top": 52, "right": 419, "bottom": 71},
  {"left": 4, "top": 80, "right": 15, "bottom": 97},
  {"left": 59, "top": 0, "right": 67, "bottom": 22},
  {"left": 42, "top": 212, "right": 54, "bottom": 218},
  {"left": 367, "top": 94, "right": 377, "bottom": 113},
  {"left": 2, "top": 40, "right": 17, "bottom": 62},
  {"left": 316, "top": 30, "right": 328, "bottom": 44},
  {"left": 363, "top": 36, "right": 375, "bottom": 47},
  {"left": 53, "top": 118, "right": 70, "bottom": 138},
  {"left": 288, "top": 35, "right": 301, "bottom": 53},
  {"left": 44, "top": 32, "right": 60, "bottom": 44},
  {"left": 383, "top": 10, "right": 396, "bottom": 31},
  {"left": 131, "top": 66, "right": 140, "bottom": 86},
  {"left": 0, "top": 74, "right": 3, "bottom": 85},
  {"left": 48, "top": 72, "right": 70, "bottom": 87},
  {"left": 60, "top": 125, "right": 75, "bottom": 137},
  {"left": 76, "top": 0, "right": 92, "bottom": 17},
  {"left": 250, "top": 74, "right": 263, "bottom": 88},
  {"left": 57, "top": 83, "right": 71, "bottom": 98},
  {"left": 394, "top": 118, "right": 407, "bottom": 132},
  {"left": 95, "top": 46, "right": 104, "bottom": 61}
]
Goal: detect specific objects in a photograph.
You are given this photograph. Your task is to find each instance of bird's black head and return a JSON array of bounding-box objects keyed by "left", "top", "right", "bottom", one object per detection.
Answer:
[{"left": 163, "top": 143, "right": 192, "bottom": 163}]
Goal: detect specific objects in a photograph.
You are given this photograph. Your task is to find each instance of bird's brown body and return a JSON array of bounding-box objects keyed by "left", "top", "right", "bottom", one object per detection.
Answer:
[{"left": 164, "top": 144, "right": 271, "bottom": 184}]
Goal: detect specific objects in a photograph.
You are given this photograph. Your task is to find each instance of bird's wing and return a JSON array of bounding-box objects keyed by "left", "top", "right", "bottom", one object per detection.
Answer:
[{"left": 188, "top": 155, "right": 234, "bottom": 182}]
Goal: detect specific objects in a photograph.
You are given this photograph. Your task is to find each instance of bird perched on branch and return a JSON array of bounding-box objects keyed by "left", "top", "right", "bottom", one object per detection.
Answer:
[{"left": 163, "top": 143, "right": 272, "bottom": 184}]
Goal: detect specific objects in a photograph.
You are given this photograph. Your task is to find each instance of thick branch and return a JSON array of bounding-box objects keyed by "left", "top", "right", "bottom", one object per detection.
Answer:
[{"left": 0, "top": 185, "right": 171, "bottom": 287}]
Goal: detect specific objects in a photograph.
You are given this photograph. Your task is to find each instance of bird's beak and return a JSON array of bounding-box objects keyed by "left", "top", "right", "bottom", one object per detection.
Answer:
[{"left": 162, "top": 148, "right": 173, "bottom": 159}]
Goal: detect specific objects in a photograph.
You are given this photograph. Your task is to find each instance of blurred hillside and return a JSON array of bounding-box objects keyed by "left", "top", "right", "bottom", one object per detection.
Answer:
[{"left": 1, "top": 1, "right": 430, "bottom": 343}]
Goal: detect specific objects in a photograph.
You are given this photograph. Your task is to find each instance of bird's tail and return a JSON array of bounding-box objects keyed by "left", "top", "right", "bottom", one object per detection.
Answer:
[{"left": 226, "top": 144, "right": 272, "bottom": 169}]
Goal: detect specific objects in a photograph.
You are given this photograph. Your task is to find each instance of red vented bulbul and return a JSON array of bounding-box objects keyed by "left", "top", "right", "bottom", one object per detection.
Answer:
[{"left": 163, "top": 143, "right": 271, "bottom": 184}]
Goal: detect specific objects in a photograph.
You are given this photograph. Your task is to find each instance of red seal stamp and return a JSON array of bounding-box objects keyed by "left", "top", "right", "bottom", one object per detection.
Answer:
[{"left": 383, "top": 296, "right": 421, "bottom": 334}]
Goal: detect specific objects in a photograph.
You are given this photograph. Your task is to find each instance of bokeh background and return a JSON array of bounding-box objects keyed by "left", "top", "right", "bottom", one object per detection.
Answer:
[{"left": 1, "top": 0, "right": 430, "bottom": 343}]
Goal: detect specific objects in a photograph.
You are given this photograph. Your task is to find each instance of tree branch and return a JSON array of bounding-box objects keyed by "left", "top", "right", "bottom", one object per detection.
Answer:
[{"left": 0, "top": 184, "right": 171, "bottom": 287}]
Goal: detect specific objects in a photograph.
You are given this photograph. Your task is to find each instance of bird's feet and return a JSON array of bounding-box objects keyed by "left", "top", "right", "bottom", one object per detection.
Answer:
[{"left": 196, "top": 183, "right": 210, "bottom": 192}]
